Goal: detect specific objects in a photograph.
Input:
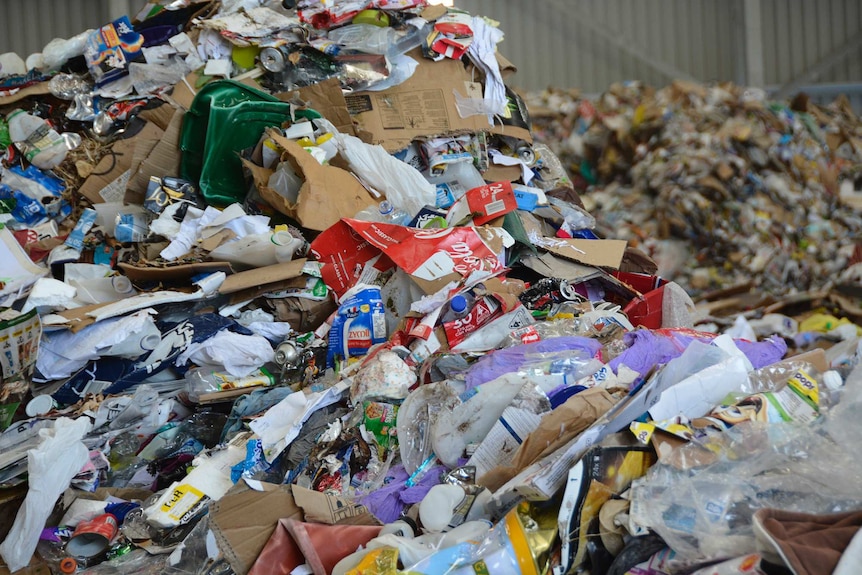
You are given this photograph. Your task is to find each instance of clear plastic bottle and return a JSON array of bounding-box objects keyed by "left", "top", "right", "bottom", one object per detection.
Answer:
[
  {"left": 440, "top": 293, "right": 474, "bottom": 324},
  {"left": 6, "top": 109, "right": 69, "bottom": 169},
  {"left": 107, "top": 431, "right": 141, "bottom": 471},
  {"left": 425, "top": 161, "right": 485, "bottom": 208},
  {"left": 354, "top": 200, "right": 411, "bottom": 225}
]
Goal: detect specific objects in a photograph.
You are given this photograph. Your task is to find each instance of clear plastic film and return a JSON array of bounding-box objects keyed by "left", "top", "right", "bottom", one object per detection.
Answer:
[
  {"left": 742, "top": 360, "right": 822, "bottom": 396},
  {"left": 77, "top": 549, "right": 167, "bottom": 575},
  {"left": 630, "top": 419, "right": 862, "bottom": 567}
]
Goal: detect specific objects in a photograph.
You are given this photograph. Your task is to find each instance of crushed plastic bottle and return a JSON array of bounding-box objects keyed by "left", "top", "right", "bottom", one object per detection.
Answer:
[{"left": 354, "top": 200, "right": 411, "bottom": 225}]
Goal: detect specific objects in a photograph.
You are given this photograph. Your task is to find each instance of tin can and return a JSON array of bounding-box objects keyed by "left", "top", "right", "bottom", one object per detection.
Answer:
[{"left": 66, "top": 513, "right": 118, "bottom": 560}]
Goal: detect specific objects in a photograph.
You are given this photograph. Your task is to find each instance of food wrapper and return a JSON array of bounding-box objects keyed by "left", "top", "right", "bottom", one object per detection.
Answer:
[
  {"left": 363, "top": 400, "right": 399, "bottom": 453},
  {"left": 345, "top": 547, "right": 400, "bottom": 575},
  {"left": 405, "top": 501, "right": 557, "bottom": 575}
]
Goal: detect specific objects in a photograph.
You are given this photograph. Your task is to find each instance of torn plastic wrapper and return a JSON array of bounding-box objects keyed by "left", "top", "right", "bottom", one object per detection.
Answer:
[
  {"left": 310, "top": 219, "right": 505, "bottom": 298},
  {"left": 404, "top": 501, "right": 557, "bottom": 575},
  {"left": 557, "top": 445, "right": 656, "bottom": 573}
]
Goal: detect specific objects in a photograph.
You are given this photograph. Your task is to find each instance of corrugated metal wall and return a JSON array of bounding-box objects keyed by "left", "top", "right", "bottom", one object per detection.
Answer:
[
  {"left": 761, "top": 0, "right": 862, "bottom": 86},
  {"left": 458, "top": 0, "right": 862, "bottom": 101},
  {"left": 458, "top": 0, "right": 745, "bottom": 92},
  {"left": 0, "top": 0, "right": 109, "bottom": 58}
]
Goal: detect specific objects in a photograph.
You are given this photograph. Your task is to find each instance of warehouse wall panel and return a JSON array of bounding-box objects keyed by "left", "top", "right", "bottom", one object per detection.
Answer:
[
  {"left": 458, "top": 0, "right": 743, "bottom": 93},
  {"left": 760, "top": 0, "right": 862, "bottom": 86},
  {"left": 0, "top": 0, "right": 109, "bottom": 60},
  {"left": 458, "top": 0, "right": 862, "bottom": 98}
]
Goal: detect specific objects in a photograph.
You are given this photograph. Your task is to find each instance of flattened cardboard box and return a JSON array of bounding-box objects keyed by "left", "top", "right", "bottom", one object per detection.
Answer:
[
  {"left": 125, "top": 108, "right": 185, "bottom": 204},
  {"left": 210, "top": 480, "right": 303, "bottom": 575},
  {"left": 291, "top": 485, "right": 380, "bottom": 526},
  {"left": 346, "top": 49, "right": 531, "bottom": 152},
  {"left": 118, "top": 261, "right": 233, "bottom": 283},
  {"left": 243, "top": 129, "right": 377, "bottom": 232},
  {"left": 277, "top": 78, "right": 357, "bottom": 137},
  {"left": 78, "top": 121, "right": 163, "bottom": 205}
]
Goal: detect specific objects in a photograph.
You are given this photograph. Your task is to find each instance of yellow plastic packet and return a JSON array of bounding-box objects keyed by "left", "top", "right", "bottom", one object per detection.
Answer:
[{"left": 346, "top": 547, "right": 399, "bottom": 575}]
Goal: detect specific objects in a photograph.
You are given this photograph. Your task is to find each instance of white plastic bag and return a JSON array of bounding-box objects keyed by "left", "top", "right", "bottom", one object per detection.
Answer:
[
  {"left": 0, "top": 417, "right": 91, "bottom": 572},
  {"left": 320, "top": 119, "right": 436, "bottom": 217},
  {"left": 176, "top": 330, "right": 275, "bottom": 377}
]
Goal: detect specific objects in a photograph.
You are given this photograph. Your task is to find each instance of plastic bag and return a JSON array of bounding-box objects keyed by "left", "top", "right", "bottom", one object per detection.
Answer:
[
  {"left": 267, "top": 160, "right": 303, "bottom": 203},
  {"left": 176, "top": 330, "right": 276, "bottom": 378},
  {"left": 0, "top": 417, "right": 91, "bottom": 572},
  {"left": 630, "top": 420, "right": 862, "bottom": 566},
  {"left": 323, "top": 121, "right": 436, "bottom": 217},
  {"left": 326, "top": 24, "right": 420, "bottom": 56},
  {"left": 42, "top": 30, "right": 93, "bottom": 70},
  {"left": 465, "top": 336, "right": 603, "bottom": 389}
]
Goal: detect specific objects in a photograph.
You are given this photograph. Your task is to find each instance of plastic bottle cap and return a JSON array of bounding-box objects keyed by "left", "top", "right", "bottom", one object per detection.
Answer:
[
  {"left": 59, "top": 557, "right": 77, "bottom": 573},
  {"left": 378, "top": 200, "right": 394, "bottom": 215},
  {"left": 823, "top": 370, "right": 843, "bottom": 391},
  {"left": 450, "top": 295, "right": 468, "bottom": 314}
]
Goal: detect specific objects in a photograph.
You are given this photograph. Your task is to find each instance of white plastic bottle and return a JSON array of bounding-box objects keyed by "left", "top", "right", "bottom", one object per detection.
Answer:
[{"left": 6, "top": 109, "right": 69, "bottom": 169}]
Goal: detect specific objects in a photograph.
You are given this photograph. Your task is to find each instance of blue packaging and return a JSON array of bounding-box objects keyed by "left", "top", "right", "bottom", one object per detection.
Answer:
[
  {"left": 512, "top": 187, "right": 539, "bottom": 211},
  {"left": 64, "top": 208, "right": 97, "bottom": 252},
  {"left": 327, "top": 286, "right": 387, "bottom": 368},
  {"left": 51, "top": 313, "right": 240, "bottom": 404},
  {"left": 84, "top": 17, "right": 145, "bottom": 86},
  {"left": 0, "top": 185, "right": 47, "bottom": 226},
  {"left": 408, "top": 205, "right": 448, "bottom": 229},
  {"left": 114, "top": 211, "right": 149, "bottom": 243},
  {"left": 435, "top": 182, "right": 458, "bottom": 208},
  {"left": 9, "top": 165, "right": 65, "bottom": 196}
]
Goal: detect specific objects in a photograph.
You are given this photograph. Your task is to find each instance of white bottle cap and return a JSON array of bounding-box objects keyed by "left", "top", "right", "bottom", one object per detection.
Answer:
[{"left": 823, "top": 370, "right": 843, "bottom": 391}]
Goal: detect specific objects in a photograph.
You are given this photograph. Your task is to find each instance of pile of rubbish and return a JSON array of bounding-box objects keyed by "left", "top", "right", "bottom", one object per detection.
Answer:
[
  {"left": 526, "top": 82, "right": 862, "bottom": 299},
  {"left": 0, "top": 2, "right": 860, "bottom": 575}
]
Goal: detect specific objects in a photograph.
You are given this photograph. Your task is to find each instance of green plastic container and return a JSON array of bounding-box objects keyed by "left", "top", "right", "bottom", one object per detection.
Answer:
[
  {"left": 180, "top": 80, "right": 280, "bottom": 185},
  {"left": 180, "top": 80, "right": 322, "bottom": 207}
]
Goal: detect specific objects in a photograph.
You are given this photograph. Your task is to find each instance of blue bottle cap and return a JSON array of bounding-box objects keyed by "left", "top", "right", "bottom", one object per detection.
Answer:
[{"left": 450, "top": 295, "right": 468, "bottom": 314}]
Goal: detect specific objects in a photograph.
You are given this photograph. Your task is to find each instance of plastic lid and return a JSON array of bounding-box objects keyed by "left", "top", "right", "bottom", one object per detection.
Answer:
[
  {"left": 378, "top": 200, "right": 394, "bottom": 215},
  {"left": 823, "top": 370, "right": 844, "bottom": 391},
  {"left": 59, "top": 557, "right": 77, "bottom": 574},
  {"left": 450, "top": 295, "right": 468, "bottom": 314}
]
